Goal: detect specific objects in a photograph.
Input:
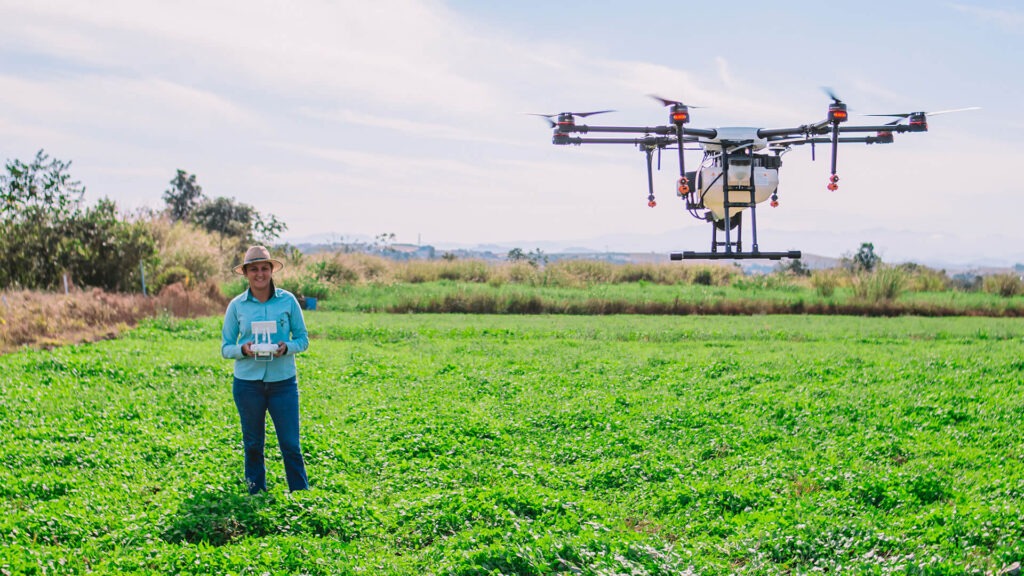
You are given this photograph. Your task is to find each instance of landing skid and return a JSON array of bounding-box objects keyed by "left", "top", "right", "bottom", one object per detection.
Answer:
[{"left": 671, "top": 251, "right": 801, "bottom": 261}]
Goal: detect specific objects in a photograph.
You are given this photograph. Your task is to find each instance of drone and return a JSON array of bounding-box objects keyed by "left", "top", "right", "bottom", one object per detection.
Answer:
[{"left": 536, "top": 92, "right": 978, "bottom": 260}]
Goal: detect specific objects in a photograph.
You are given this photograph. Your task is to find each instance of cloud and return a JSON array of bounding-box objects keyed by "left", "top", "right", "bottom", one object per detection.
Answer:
[
  {"left": 298, "top": 108, "right": 532, "bottom": 147},
  {"left": 948, "top": 3, "right": 1024, "bottom": 33}
]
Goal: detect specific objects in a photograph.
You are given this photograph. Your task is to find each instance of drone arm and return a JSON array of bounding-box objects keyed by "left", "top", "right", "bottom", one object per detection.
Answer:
[
  {"left": 773, "top": 135, "right": 894, "bottom": 146},
  {"left": 836, "top": 124, "right": 917, "bottom": 134},
  {"left": 553, "top": 136, "right": 677, "bottom": 146},
  {"left": 570, "top": 124, "right": 675, "bottom": 135},
  {"left": 566, "top": 124, "right": 718, "bottom": 139},
  {"left": 758, "top": 121, "right": 831, "bottom": 139}
]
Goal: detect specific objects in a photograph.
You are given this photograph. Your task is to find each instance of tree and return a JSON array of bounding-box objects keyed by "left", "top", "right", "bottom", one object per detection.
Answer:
[
  {"left": 776, "top": 258, "right": 811, "bottom": 277},
  {"left": 191, "top": 196, "right": 255, "bottom": 250},
  {"left": 852, "top": 242, "right": 881, "bottom": 272},
  {"left": 373, "top": 232, "right": 396, "bottom": 252},
  {"left": 1, "top": 149, "right": 84, "bottom": 222},
  {"left": 163, "top": 170, "right": 205, "bottom": 222},
  {"left": 507, "top": 247, "right": 547, "bottom": 268},
  {"left": 0, "top": 150, "right": 86, "bottom": 288},
  {"left": 189, "top": 196, "right": 288, "bottom": 250},
  {"left": 254, "top": 213, "right": 288, "bottom": 245},
  {"left": 0, "top": 150, "right": 155, "bottom": 291},
  {"left": 65, "top": 199, "right": 156, "bottom": 291}
]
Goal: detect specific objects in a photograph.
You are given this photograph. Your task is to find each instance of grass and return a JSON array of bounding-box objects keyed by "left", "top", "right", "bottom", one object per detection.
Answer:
[
  {"left": 2, "top": 312, "right": 1023, "bottom": 574},
  {"left": 0, "top": 284, "right": 226, "bottom": 353},
  {"left": 309, "top": 280, "right": 1024, "bottom": 317}
]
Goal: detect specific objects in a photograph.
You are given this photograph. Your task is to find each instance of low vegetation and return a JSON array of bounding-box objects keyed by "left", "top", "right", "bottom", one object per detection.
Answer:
[
  {"left": 2, "top": 313, "right": 1022, "bottom": 574},
  {"left": 0, "top": 284, "right": 225, "bottom": 354},
  {"left": 226, "top": 252, "right": 1023, "bottom": 319}
]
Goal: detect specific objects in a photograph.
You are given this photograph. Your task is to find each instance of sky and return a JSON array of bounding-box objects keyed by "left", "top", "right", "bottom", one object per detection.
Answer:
[{"left": 1, "top": 0, "right": 1021, "bottom": 265}]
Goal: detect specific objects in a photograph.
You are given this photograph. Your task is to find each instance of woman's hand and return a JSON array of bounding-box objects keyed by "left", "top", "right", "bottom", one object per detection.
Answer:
[
  {"left": 241, "top": 342, "right": 252, "bottom": 357},
  {"left": 274, "top": 342, "right": 288, "bottom": 357}
]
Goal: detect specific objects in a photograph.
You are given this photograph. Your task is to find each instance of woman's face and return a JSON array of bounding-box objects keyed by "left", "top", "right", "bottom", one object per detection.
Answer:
[{"left": 244, "top": 261, "right": 274, "bottom": 292}]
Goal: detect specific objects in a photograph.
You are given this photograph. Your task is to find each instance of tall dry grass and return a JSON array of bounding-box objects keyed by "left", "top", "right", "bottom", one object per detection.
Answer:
[
  {"left": 898, "top": 263, "right": 950, "bottom": 292},
  {"left": 148, "top": 218, "right": 227, "bottom": 291},
  {"left": 270, "top": 253, "right": 739, "bottom": 297},
  {"left": 851, "top": 266, "right": 907, "bottom": 302},
  {"left": 982, "top": 273, "right": 1023, "bottom": 297},
  {"left": 0, "top": 283, "right": 226, "bottom": 354}
]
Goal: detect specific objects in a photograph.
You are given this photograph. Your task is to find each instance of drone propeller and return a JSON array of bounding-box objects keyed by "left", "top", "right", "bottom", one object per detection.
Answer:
[
  {"left": 531, "top": 110, "right": 615, "bottom": 119},
  {"left": 532, "top": 109, "right": 610, "bottom": 127},
  {"left": 528, "top": 114, "right": 557, "bottom": 128},
  {"left": 865, "top": 107, "right": 980, "bottom": 121},
  {"left": 823, "top": 87, "right": 844, "bottom": 105},
  {"left": 648, "top": 94, "right": 704, "bottom": 108}
]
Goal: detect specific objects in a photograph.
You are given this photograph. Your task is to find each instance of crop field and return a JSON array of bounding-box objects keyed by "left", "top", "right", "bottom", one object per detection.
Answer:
[{"left": 2, "top": 312, "right": 1023, "bottom": 575}]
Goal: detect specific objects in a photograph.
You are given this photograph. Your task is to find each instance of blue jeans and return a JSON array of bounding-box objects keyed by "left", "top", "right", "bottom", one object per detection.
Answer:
[{"left": 232, "top": 376, "right": 309, "bottom": 494}]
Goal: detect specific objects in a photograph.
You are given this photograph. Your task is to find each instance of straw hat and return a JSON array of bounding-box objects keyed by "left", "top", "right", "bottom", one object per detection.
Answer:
[{"left": 233, "top": 246, "right": 285, "bottom": 275}]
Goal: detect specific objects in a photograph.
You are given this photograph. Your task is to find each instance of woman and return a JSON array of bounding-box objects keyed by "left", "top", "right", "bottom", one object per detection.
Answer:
[{"left": 221, "top": 245, "right": 309, "bottom": 494}]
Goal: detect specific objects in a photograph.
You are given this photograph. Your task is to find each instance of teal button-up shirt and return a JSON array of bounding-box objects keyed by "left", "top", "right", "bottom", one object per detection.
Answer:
[{"left": 221, "top": 287, "right": 309, "bottom": 382}]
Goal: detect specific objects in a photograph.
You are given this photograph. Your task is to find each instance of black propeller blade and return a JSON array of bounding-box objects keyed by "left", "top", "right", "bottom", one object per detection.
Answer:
[
  {"left": 823, "top": 87, "right": 844, "bottom": 105},
  {"left": 648, "top": 94, "right": 704, "bottom": 108},
  {"left": 528, "top": 114, "right": 557, "bottom": 128},
  {"left": 531, "top": 110, "right": 615, "bottom": 119},
  {"left": 529, "top": 110, "right": 615, "bottom": 127}
]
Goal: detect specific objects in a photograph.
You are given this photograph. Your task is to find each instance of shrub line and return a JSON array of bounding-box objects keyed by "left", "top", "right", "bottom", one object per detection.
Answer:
[{"left": 385, "top": 294, "right": 1024, "bottom": 317}]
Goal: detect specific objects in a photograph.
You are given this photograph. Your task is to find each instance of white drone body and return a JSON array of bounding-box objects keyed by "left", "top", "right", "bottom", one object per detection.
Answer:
[
  {"left": 250, "top": 320, "right": 278, "bottom": 361},
  {"left": 694, "top": 128, "right": 778, "bottom": 221}
]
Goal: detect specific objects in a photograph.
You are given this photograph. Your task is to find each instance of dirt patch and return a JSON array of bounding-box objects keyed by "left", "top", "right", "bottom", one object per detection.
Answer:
[{"left": 0, "top": 282, "right": 226, "bottom": 354}]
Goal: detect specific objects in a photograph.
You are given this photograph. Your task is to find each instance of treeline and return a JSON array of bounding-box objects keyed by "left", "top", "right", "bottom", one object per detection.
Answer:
[{"left": 0, "top": 150, "right": 285, "bottom": 293}]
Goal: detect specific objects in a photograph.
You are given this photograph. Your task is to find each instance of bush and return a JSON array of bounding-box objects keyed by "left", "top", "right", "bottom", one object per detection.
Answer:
[
  {"left": 394, "top": 261, "right": 439, "bottom": 284},
  {"left": 437, "top": 260, "right": 490, "bottom": 283},
  {"left": 614, "top": 263, "right": 662, "bottom": 283},
  {"left": 221, "top": 276, "right": 248, "bottom": 299},
  {"left": 497, "top": 262, "right": 541, "bottom": 285},
  {"left": 982, "top": 273, "right": 1023, "bottom": 297},
  {"left": 898, "top": 263, "right": 949, "bottom": 292},
  {"left": 545, "top": 260, "right": 615, "bottom": 287},
  {"left": 276, "top": 275, "right": 332, "bottom": 300},
  {"left": 851, "top": 266, "right": 906, "bottom": 302},
  {"left": 148, "top": 219, "right": 224, "bottom": 285},
  {"left": 692, "top": 269, "right": 714, "bottom": 286},
  {"left": 811, "top": 269, "right": 844, "bottom": 298},
  {"left": 308, "top": 259, "right": 359, "bottom": 284},
  {"left": 153, "top": 266, "right": 192, "bottom": 294}
]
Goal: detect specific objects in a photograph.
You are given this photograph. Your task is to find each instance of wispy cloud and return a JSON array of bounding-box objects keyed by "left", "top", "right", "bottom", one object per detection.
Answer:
[
  {"left": 949, "top": 3, "right": 1024, "bottom": 33},
  {"left": 298, "top": 108, "right": 531, "bottom": 147}
]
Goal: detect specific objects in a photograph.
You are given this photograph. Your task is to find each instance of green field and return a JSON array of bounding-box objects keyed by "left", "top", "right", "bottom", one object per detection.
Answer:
[
  {"left": 2, "top": 312, "right": 1023, "bottom": 575},
  {"left": 316, "top": 281, "right": 1024, "bottom": 316}
]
